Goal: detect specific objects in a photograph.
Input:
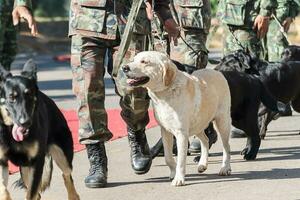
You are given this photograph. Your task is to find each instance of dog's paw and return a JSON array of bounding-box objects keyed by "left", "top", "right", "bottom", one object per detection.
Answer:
[
  {"left": 241, "top": 147, "right": 257, "bottom": 160},
  {"left": 219, "top": 166, "right": 231, "bottom": 176},
  {"left": 171, "top": 175, "right": 185, "bottom": 186},
  {"left": 197, "top": 165, "right": 207, "bottom": 173}
]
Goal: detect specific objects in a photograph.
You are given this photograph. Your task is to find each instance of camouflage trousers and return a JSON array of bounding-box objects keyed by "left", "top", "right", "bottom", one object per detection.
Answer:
[
  {"left": 223, "top": 25, "right": 262, "bottom": 58},
  {"left": 71, "top": 34, "right": 150, "bottom": 145},
  {"left": 262, "top": 19, "right": 289, "bottom": 62},
  {"left": 170, "top": 30, "right": 209, "bottom": 69},
  {"left": 0, "top": 8, "right": 17, "bottom": 70}
]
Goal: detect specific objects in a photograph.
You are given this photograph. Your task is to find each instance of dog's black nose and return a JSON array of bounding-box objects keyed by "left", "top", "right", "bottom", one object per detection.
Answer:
[{"left": 122, "top": 65, "right": 130, "bottom": 73}]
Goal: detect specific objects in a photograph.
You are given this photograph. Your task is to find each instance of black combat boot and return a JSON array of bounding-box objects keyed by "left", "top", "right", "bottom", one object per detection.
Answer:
[
  {"left": 189, "top": 123, "right": 218, "bottom": 153},
  {"left": 128, "top": 127, "right": 152, "bottom": 174},
  {"left": 85, "top": 142, "right": 107, "bottom": 188}
]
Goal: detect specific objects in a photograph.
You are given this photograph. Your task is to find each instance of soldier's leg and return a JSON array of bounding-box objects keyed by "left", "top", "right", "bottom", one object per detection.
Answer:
[
  {"left": 0, "top": 10, "right": 17, "bottom": 70},
  {"left": 224, "top": 27, "right": 262, "bottom": 58},
  {"left": 70, "top": 35, "right": 112, "bottom": 188},
  {"left": 266, "top": 20, "right": 289, "bottom": 62},
  {"left": 114, "top": 34, "right": 152, "bottom": 175},
  {"left": 224, "top": 27, "right": 260, "bottom": 138},
  {"left": 265, "top": 21, "right": 292, "bottom": 116},
  {"left": 172, "top": 30, "right": 209, "bottom": 69}
]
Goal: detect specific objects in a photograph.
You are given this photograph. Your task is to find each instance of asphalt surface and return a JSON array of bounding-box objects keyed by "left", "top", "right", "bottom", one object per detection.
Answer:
[{"left": 7, "top": 53, "right": 300, "bottom": 200}]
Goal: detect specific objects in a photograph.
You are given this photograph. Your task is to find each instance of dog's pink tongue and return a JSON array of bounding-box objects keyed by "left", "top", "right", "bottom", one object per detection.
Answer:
[{"left": 12, "top": 124, "right": 25, "bottom": 142}]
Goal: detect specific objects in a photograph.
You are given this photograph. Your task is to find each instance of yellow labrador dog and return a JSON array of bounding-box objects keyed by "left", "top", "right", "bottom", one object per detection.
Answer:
[{"left": 122, "top": 51, "right": 232, "bottom": 186}]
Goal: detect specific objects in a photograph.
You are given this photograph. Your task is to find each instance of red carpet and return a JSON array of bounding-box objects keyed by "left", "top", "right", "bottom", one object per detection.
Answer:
[{"left": 9, "top": 109, "right": 158, "bottom": 173}]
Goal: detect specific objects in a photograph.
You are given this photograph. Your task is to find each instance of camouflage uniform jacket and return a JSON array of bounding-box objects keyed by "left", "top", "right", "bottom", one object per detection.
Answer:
[
  {"left": 69, "top": 0, "right": 173, "bottom": 40},
  {"left": 172, "top": 0, "right": 211, "bottom": 33},
  {"left": 217, "top": 0, "right": 276, "bottom": 28}
]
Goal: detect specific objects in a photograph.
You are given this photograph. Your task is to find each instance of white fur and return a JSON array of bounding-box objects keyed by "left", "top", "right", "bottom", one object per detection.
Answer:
[{"left": 126, "top": 51, "right": 232, "bottom": 186}]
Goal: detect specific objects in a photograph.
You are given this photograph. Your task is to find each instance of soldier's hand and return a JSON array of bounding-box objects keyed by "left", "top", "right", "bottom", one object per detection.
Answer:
[
  {"left": 253, "top": 15, "right": 270, "bottom": 39},
  {"left": 12, "top": 6, "right": 38, "bottom": 36},
  {"left": 164, "top": 18, "right": 180, "bottom": 46},
  {"left": 282, "top": 17, "right": 293, "bottom": 32},
  {"left": 145, "top": 1, "right": 153, "bottom": 20}
]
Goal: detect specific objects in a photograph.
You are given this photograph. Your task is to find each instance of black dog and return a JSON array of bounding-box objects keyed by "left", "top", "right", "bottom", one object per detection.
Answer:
[
  {"left": 282, "top": 45, "right": 300, "bottom": 62},
  {"left": 0, "top": 60, "right": 80, "bottom": 200},
  {"left": 219, "top": 49, "right": 300, "bottom": 139},
  {"left": 215, "top": 59, "right": 285, "bottom": 160}
]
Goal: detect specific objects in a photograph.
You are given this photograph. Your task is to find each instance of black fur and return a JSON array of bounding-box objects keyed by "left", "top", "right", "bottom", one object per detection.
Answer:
[
  {"left": 215, "top": 54, "right": 286, "bottom": 159},
  {"left": 281, "top": 45, "right": 300, "bottom": 62},
  {"left": 221, "top": 49, "right": 300, "bottom": 139},
  {"left": 0, "top": 60, "right": 75, "bottom": 199}
]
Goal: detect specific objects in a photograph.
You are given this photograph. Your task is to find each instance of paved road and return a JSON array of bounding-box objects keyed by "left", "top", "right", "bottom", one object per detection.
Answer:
[{"left": 7, "top": 53, "right": 300, "bottom": 200}]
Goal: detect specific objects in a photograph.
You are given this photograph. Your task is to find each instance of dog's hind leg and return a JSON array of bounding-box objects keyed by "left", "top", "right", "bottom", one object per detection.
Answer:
[
  {"left": 196, "top": 131, "right": 209, "bottom": 173},
  {"left": 171, "top": 130, "right": 189, "bottom": 186},
  {"left": 161, "top": 127, "right": 176, "bottom": 180},
  {"left": 49, "top": 145, "right": 80, "bottom": 200},
  {"left": 0, "top": 162, "right": 11, "bottom": 200},
  {"left": 214, "top": 117, "right": 231, "bottom": 176}
]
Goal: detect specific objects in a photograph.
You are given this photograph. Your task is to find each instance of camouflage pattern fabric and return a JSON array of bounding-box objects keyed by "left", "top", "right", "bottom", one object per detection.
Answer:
[
  {"left": 170, "top": 0, "right": 211, "bottom": 69},
  {"left": 223, "top": 26, "right": 262, "bottom": 57},
  {"left": 218, "top": 0, "right": 276, "bottom": 57},
  {"left": 69, "top": 0, "right": 172, "bottom": 144},
  {"left": 218, "top": 0, "right": 276, "bottom": 27},
  {"left": 14, "top": 0, "right": 32, "bottom": 7},
  {"left": 0, "top": 0, "right": 17, "bottom": 70},
  {"left": 263, "top": 20, "right": 289, "bottom": 62},
  {"left": 263, "top": 0, "right": 300, "bottom": 62}
]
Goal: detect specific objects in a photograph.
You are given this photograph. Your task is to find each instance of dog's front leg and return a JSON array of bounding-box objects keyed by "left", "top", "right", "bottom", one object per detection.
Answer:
[
  {"left": 0, "top": 162, "right": 11, "bottom": 200},
  {"left": 172, "top": 132, "right": 188, "bottom": 186},
  {"left": 25, "top": 157, "right": 44, "bottom": 200},
  {"left": 161, "top": 127, "right": 176, "bottom": 180}
]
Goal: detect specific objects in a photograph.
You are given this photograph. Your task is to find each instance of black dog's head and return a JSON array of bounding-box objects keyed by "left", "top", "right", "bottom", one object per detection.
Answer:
[
  {"left": 215, "top": 50, "right": 262, "bottom": 75},
  {"left": 0, "top": 59, "right": 38, "bottom": 142},
  {"left": 281, "top": 45, "right": 300, "bottom": 62}
]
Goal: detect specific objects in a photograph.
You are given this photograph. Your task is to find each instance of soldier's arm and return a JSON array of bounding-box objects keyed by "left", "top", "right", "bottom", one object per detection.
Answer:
[
  {"left": 12, "top": 0, "right": 37, "bottom": 36},
  {"left": 153, "top": 0, "right": 180, "bottom": 45},
  {"left": 154, "top": 0, "right": 173, "bottom": 21},
  {"left": 289, "top": 0, "right": 300, "bottom": 19},
  {"left": 259, "top": 0, "right": 276, "bottom": 17},
  {"left": 281, "top": 0, "right": 299, "bottom": 32}
]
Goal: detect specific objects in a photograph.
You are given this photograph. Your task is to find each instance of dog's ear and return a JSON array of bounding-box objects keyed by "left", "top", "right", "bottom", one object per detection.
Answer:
[
  {"left": 162, "top": 59, "right": 177, "bottom": 87},
  {"left": 0, "top": 63, "right": 12, "bottom": 82},
  {"left": 21, "top": 59, "right": 37, "bottom": 81}
]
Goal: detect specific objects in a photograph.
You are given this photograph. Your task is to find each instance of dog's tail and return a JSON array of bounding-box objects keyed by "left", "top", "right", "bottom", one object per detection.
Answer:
[
  {"left": 13, "top": 154, "right": 53, "bottom": 191},
  {"left": 259, "top": 81, "right": 286, "bottom": 113}
]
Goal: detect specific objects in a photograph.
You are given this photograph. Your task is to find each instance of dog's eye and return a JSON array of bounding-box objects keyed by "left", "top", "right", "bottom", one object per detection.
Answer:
[
  {"left": 24, "top": 89, "right": 31, "bottom": 95},
  {"left": 8, "top": 96, "right": 16, "bottom": 103},
  {"left": 140, "top": 60, "right": 149, "bottom": 64}
]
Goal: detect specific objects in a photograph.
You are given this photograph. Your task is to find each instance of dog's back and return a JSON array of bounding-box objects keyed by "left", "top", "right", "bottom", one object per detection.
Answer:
[{"left": 192, "top": 69, "right": 231, "bottom": 111}]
